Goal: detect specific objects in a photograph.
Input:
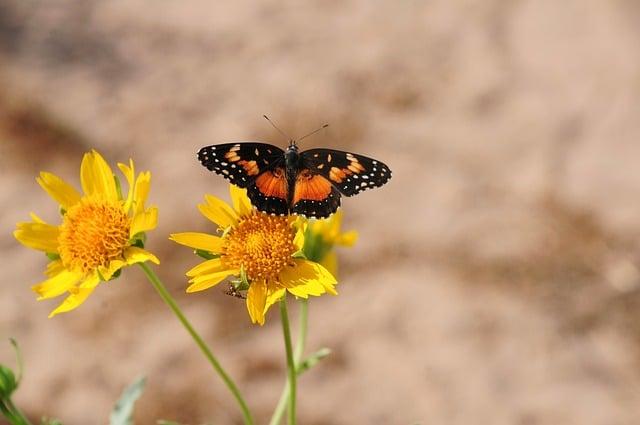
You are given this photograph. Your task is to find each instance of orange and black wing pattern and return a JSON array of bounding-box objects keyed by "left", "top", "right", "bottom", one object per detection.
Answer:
[
  {"left": 290, "top": 169, "right": 341, "bottom": 218},
  {"left": 300, "top": 148, "right": 392, "bottom": 197},
  {"left": 198, "top": 142, "right": 284, "bottom": 188},
  {"left": 248, "top": 166, "right": 289, "bottom": 215}
]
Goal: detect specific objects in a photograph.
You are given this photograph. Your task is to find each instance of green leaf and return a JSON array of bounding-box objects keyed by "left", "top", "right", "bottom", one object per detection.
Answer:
[
  {"left": 9, "top": 339, "right": 23, "bottom": 386},
  {"left": 0, "top": 339, "right": 24, "bottom": 398},
  {"left": 297, "top": 348, "right": 331, "bottom": 375},
  {"left": 45, "top": 252, "right": 60, "bottom": 261},
  {"left": 195, "top": 249, "right": 218, "bottom": 260},
  {"left": 0, "top": 365, "right": 17, "bottom": 398},
  {"left": 109, "top": 377, "right": 146, "bottom": 425},
  {"left": 157, "top": 421, "right": 181, "bottom": 425}
]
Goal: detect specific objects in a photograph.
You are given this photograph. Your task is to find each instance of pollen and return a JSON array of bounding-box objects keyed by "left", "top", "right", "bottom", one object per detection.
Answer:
[
  {"left": 58, "top": 197, "right": 130, "bottom": 273},
  {"left": 221, "top": 212, "right": 296, "bottom": 281}
]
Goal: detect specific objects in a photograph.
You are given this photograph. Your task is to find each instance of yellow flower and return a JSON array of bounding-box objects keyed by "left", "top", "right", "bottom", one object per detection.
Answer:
[
  {"left": 304, "top": 210, "right": 358, "bottom": 277},
  {"left": 170, "top": 185, "right": 337, "bottom": 325},
  {"left": 14, "top": 150, "right": 159, "bottom": 317}
]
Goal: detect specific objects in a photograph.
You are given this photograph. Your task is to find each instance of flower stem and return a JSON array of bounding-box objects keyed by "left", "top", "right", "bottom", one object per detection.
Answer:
[
  {"left": 279, "top": 294, "right": 297, "bottom": 425},
  {"left": 138, "top": 263, "right": 254, "bottom": 425},
  {"left": 269, "top": 299, "right": 308, "bottom": 425},
  {"left": 0, "top": 399, "right": 31, "bottom": 425}
]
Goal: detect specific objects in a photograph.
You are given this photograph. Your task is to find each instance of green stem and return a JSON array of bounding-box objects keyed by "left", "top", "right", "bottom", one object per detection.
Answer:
[
  {"left": 138, "top": 263, "right": 254, "bottom": 425},
  {"left": 0, "top": 399, "right": 30, "bottom": 425},
  {"left": 6, "top": 399, "right": 30, "bottom": 425},
  {"left": 269, "top": 299, "right": 308, "bottom": 425},
  {"left": 279, "top": 295, "right": 296, "bottom": 425}
]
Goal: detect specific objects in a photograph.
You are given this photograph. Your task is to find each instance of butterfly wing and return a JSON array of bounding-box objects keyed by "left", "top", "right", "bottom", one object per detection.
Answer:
[
  {"left": 198, "top": 142, "right": 284, "bottom": 188},
  {"left": 300, "top": 148, "right": 392, "bottom": 196},
  {"left": 290, "top": 169, "right": 341, "bottom": 218},
  {"left": 248, "top": 166, "right": 289, "bottom": 215}
]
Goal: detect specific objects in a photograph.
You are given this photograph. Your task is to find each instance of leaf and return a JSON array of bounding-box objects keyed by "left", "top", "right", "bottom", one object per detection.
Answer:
[
  {"left": 109, "top": 376, "right": 146, "bottom": 425},
  {"left": 297, "top": 348, "right": 331, "bottom": 375}
]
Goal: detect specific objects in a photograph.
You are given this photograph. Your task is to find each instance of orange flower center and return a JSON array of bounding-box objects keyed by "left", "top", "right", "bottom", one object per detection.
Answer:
[
  {"left": 58, "top": 197, "right": 130, "bottom": 273},
  {"left": 222, "top": 212, "right": 296, "bottom": 281}
]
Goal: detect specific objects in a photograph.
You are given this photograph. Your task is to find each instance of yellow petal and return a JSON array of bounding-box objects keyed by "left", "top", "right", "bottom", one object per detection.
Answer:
[
  {"left": 48, "top": 273, "right": 100, "bottom": 318},
  {"left": 186, "top": 258, "right": 225, "bottom": 277},
  {"left": 320, "top": 251, "right": 338, "bottom": 278},
  {"left": 327, "top": 210, "right": 343, "bottom": 239},
  {"left": 293, "top": 223, "right": 306, "bottom": 252},
  {"left": 124, "top": 247, "right": 160, "bottom": 265},
  {"left": 80, "top": 150, "right": 118, "bottom": 201},
  {"left": 198, "top": 194, "right": 238, "bottom": 228},
  {"left": 169, "top": 232, "right": 224, "bottom": 253},
  {"left": 186, "top": 268, "right": 238, "bottom": 293},
  {"left": 264, "top": 286, "right": 286, "bottom": 315},
  {"left": 132, "top": 171, "right": 151, "bottom": 213},
  {"left": 29, "top": 212, "right": 46, "bottom": 224},
  {"left": 14, "top": 222, "right": 59, "bottom": 252},
  {"left": 336, "top": 230, "right": 358, "bottom": 247},
  {"left": 36, "top": 172, "right": 81, "bottom": 209},
  {"left": 98, "top": 259, "right": 126, "bottom": 280},
  {"left": 279, "top": 258, "right": 338, "bottom": 297},
  {"left": 118, "top": 159, "right": 135, "bottom": 212},
  {"left": 229, "top": 185, "right": 252, "bottom": 217},
  {"left": 32, "top": 269, "right": 83, "bottom": 300},
  {"left": 130, "top": 207, "right": 158, "bottom": 237},
  {"left": 45, "top": 260, "right": 65, "bottom": 278},
  {"left": 246, "top": 280, "right": 268, "bottom": 325}
]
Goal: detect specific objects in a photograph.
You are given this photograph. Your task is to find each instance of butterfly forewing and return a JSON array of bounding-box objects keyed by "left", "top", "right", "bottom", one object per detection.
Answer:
[
  {"left": 198, "top": 142, "right": 284, "bottom": 188},
  {"left": 300, "top": 148, "right": 392, "bottom": 196}
]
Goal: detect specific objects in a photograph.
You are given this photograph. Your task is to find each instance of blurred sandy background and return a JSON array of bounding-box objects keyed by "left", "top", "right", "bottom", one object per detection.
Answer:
[{"left": 2, "top": 1, "right": 640, "bottom": 424}]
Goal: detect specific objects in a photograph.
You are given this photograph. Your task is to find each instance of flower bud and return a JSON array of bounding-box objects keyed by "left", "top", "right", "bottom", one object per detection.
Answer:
[{"left": 0, "top": 364, "right": 17, "bottom": 398}]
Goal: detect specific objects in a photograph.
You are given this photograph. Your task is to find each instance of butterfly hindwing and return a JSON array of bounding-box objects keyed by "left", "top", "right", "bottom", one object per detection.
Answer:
[
  {"left": 300, "top": 148, "right": 392, "bottom": 196},
  {"left": 247, "top": 166, "right": 289, "bottom": 215},
  {"left": 198, "top": 142, "right": 284, "bottom": 188},
  {"left": 290, "top": 170, "right": 341, "bottom": 218}
]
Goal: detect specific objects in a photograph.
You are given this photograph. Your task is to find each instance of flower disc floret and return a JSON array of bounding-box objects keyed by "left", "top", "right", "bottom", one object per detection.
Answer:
[
  {"left": 59, "top": 197, "right": 131, "bottom": 273},
  {"left": 222, "top": 213, "right": 296, "bottom": 281}
]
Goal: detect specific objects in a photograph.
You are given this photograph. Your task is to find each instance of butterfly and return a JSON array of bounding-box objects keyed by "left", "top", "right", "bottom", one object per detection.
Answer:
[{"left": 197, "top": 122, "right": 392, "bottom": 218}]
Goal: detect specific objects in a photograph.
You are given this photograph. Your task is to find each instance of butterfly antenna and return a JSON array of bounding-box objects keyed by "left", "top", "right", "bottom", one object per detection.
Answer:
[
  {"left": 297, "top": 123, "right": 329, "bottom": 144},
  {"left": 263, "top": 115, "right": 293, "bottom": 144}
]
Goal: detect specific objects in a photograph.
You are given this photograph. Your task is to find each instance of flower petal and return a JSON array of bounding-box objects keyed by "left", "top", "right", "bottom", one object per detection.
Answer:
[
  {"left": 32, "top": 269, "right": 83, "bottom": 300},
  {"left": 279, "top": 258, "right": 338, "bottom": 297},
  {"left": 124, "top": 246, "right": 160, "bottom": 265},
  {"left": 264, "top": 286, "right": 286, "bottom": 315},
  {"left": 320, "top": 251, "right": 338, "bottom": 278},
  {"left": 186, "top": 268, "right": 238, "bottom": 293},
  {"left": 198, "top": 194, "right": 238, "bottom": 228},
  {"left": 130, "top": 207, "right": 158, "bottom": 237},
  {"left": 45, "top": 260, "right": 65, "bottom": 278},
  {"left": 169, "top": 232, "right": 224, "bottom": 253},
  {"left": 36, "top": 172, "right": 81, "bottom": 209},
  {"left": 337, "top": 230, "right": 358, "bottom": 247},
  {"left": 14, "top": 222, "right": 59, "bottom": 252},
  {"left": 48, "top": 273, "right": 100, "bottom": 318},
  {"left": 98, "top": 259, "right": 126, "bottom": 280},
  {"left": 293, "top": 222, "right": 306, "bottom": 252},
  {"left": 186, "top": 258, "right": 225, "bottom": 277},
  {"left": 118, "top": 159, "right": 135, "bottom": 212},
  {"left": 80, "top": 150, "right": 118, "bottom": 201},
  {"left": 246, "top": 280, "right": 268, "bottom": 325},
  {"left": 229, "top": 185, "right": 252, "bottom": 218},
  {"left": 132, "top": 171, "right": 151, "bottom": 213}
]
